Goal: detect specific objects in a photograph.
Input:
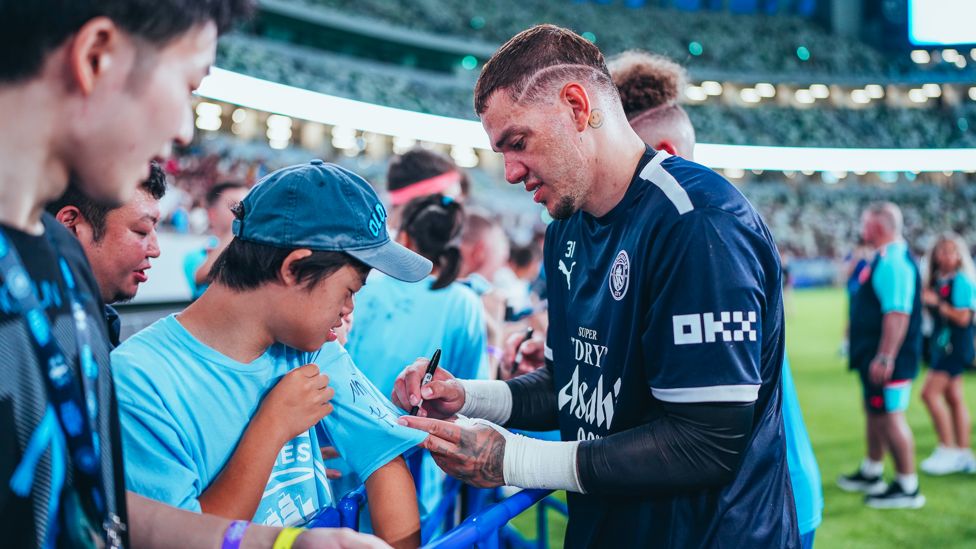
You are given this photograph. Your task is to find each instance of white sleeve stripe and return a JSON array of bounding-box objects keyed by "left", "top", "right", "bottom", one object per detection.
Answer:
[
  {"left": 651, "top": 384, "right": 760, "bottom": 403},
  {"left": 544, "top": 344, "right": 553, "bottom": 361},
  {"left": 639, "top": 151, "right": 694, "bottom": 215}
]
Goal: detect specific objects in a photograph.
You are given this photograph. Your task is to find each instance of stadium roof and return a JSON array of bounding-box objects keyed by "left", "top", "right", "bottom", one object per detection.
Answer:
[{"left": 197, "top": 67, "right": 976, "bottom": 173}]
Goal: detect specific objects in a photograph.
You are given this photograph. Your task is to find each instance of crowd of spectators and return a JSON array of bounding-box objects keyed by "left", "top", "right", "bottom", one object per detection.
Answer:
[
  {"left": 215, "top": 36, "right": 976, "bottom": 149},
  {"left": 291, "top": 0, "right": 894, "bottom": 76}
]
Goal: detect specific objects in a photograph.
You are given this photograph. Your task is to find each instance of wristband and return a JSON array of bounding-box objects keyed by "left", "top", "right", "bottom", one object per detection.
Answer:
[
  {"left": 459, "top": 380, "right": 513, "bottom": 424},
  {"left": 221, "top": 521, "right": 250, "bottom": 549},
  {"left": 273, "top": 527, "right": 306, "bottom": 549},
  {"left": 456, "top": 416, "right": 585, "bottom": 493},
  {"left": 487, "top": 345, "right": 504, "bottom": 360}
]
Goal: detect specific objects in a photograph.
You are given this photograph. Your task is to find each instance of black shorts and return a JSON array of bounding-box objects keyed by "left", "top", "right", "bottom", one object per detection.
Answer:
[{"left": 859, "top": 368, "right": 914, "bottom": 415}]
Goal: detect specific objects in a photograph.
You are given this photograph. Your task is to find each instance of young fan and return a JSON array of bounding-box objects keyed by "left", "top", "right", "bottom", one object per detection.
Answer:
[
  {"left": 345, "top": 194, "right": 488, "bottom": 522},
  {"left": 113, "top": 161, "right": 431, "bottom": 548},
  {"left": 920, "top": 233, "right": 976, "bottom": 474}
]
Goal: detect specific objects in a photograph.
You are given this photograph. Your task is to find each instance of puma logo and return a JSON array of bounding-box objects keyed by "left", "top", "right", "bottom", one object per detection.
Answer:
[{"left": 558, "top": 259, "right": 576, "bottom": 289}]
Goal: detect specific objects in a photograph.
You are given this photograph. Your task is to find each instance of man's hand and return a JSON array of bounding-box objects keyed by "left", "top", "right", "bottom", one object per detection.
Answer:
[
  {"left": 397, "top": 416, "right": 506, "bottom": 489},
  {"left": 293, "top": 528, "right": 393, "bottom": 549},
  {"left": 921, "top": 287, "right": 941, "bottom": 307},
  {"left": 869, "top": 355, "right": 894, "bottom": 386},
  {"left": 255, "top": 363, "right": 334, "bottom": 446},
  {"left": 500, "top": 333, "right": 546, "bottom": 380},
  {"left": 391, "top": 357, "right": 465, "bottom": 419}
]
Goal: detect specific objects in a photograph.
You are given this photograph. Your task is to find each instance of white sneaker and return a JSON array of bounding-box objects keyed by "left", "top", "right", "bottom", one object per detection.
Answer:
[
  {"left": 959, "top": 449, "right": 976, "bottom": 473},
  {"left": 921, "top": 446, "right": 966, "bottom": 475}
]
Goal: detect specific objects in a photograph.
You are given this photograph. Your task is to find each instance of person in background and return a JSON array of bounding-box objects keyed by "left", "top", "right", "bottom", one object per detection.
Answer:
[
  {"left": 609, "top": 49, "right": 823, "bottom": 548},
  {"left": 0, "top": 0, "right": 387, "bottom": 547},
  {"left": 385, "top": 148, "right": 470, "bottom": 233},
  {"left": 838, "top": 202, "right": 925, "bottom": 509},
  {"left": 183, "top": 181, "right": 249, "bottom": 299},
  {"left": 919, "top": 232, "right": 976, "bottom": 475},
  {"left": 493, "top": 242, "right": 543, "bottom": 322},
  {"left": 114, "top": 162, "right": 428, "bottom": 547},
  {"left": 48, "top": 162, "right": 166, "bottom": 347},
  {"left": 345, "top": 193, "right": 488, "bottom": 527},
  {"left": 458, "top": 212, "right": 511, "bottom": 373}
]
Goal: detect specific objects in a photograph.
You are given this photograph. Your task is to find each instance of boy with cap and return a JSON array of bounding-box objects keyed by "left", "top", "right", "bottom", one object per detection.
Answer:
[{"left": 112, "top": 161, "right": 432, "bottom": 548}]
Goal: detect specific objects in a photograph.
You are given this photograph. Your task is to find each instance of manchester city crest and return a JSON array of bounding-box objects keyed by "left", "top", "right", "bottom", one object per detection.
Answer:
[{"left": 608, "top": 250, "right": 630, "bottom": 301}]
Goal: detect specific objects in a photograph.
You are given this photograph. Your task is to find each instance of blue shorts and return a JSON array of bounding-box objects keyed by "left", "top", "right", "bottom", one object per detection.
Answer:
[{"left": 931, "top": 355, "right": 968, "bottom": 377}]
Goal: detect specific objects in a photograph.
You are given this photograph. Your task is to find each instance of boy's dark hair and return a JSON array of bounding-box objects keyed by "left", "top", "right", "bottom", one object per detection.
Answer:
[
  {"left": 387, "top": 148, "right": 470, "bottom": 197},
  {"left": 209, "top": 202, "right": 369, "bottom": 292},
  {"left": 400, "top": 194, "right": 465, "bottom": 290},
  {"left": 474, "top": 24, "right": 618, "bottom": 117},
  {"left": 0, "top": 0, "right": 253, "bottom": 84},
  {"left": 46, "top": 160, "right": 167, "bottom": 242},
  {"left": 608, "top": 50, "right": 686, "bottom": 120},
  {"left": 510, "top": 242, "right": 543, "bottom": 270},
  {"left": 206, "top": 181, "right": 248, "bottom": 207}
]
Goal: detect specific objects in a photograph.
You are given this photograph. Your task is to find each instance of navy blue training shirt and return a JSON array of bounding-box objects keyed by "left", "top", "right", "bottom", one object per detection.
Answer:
[{"left": 544, "top": 146, "right": 797, "bottom": 548}]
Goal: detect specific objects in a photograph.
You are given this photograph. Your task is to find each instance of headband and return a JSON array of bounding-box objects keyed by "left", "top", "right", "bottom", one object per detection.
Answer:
[{"left": 388, "top": 171, "right": 462, "bottom": 206}]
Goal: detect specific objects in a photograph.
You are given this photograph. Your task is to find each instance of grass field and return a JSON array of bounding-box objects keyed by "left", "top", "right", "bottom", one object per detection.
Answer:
[{"left": 510, "top": 287, "right": 976, "bottom": 547}]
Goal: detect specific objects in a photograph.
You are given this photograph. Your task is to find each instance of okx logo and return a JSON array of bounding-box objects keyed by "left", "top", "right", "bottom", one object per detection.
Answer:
[{"left": 672, "top": 311, "right": 757, "bottom": 345}]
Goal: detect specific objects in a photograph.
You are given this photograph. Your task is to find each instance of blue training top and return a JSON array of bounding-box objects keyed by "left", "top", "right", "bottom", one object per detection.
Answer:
[{"left": 544, "top": 146, "right": 798, "bottom": 548}]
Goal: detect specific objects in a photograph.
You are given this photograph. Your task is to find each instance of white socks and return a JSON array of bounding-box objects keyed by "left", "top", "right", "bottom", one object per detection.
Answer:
[
  {"left": 895, "top": 473, "right": 918, "bottom": 493},
  {"left": 861, "top": 458, "right": 884, "bottom": 478}
]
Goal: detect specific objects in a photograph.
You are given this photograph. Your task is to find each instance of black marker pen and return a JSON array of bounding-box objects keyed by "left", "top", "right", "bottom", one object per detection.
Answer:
[
  {"left": 511, "top": 327, "right": 534, "bottom": 375},
  {"left": 410, "top": 349, "right": 442, "bottom": 416}
]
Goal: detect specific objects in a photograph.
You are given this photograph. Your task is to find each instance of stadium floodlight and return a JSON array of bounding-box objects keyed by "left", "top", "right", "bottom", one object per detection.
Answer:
[
  {"left": 684, "top": 85, "right": 707, "bottom": 101},
  {"left": 911, "top": 50, "right": 931, "bottom": 64},
  {"left": 908, "top": 89, "right": 929, "bottom": 103},
  {"left": 197, "top": 68, "right": 976, "bottom": 173},
  {"left": 700, "top": 81, "right": 723, "bottom": 96},
  {"left": 865, "top": 85, "right": 885, "bottom": 99},
  {"left": 795, "top": 89, "right": 815, "bottom": 104},
  {"left": 942, "top": 49, "right": 960, "bottom": 63},
  {"left": 232, "top": 109, "right": 246, "bottom": 123},
  {"left": 970, "top": 87, "right": 976, "bottom": 100},
  {"left": 755, "top": 83, "right": 776, "bottom": 98},
  {"left": 851, "top": 90, "right": 870, "bottom": 104},
  {"left": 724, "top": 168, "right": 745, "bottom": 179},
  {"left": 195, "top": 101, "right": 222, "bottom": 132},
  {"left": 809, "top": 84, "right": 829, "bottom": 99},
  {"left": 922, "top": 83, "right": 942, "bottom": 97},
  {"left": 739, "top": 88, "right": 761, "bottom": 103},
  {"left": 331, "top": 126, "right": 356, "bottom": 150},
  {"left": 956, "top": 56, "right": 967, "bottom": 68}
]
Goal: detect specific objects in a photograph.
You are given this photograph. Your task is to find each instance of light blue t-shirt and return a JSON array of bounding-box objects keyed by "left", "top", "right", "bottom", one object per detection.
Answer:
[
  {"left": 345, "top": 273, "right": 488, "bottom": 521},
  {"left": 346, "top": 273, "right": 489, "bottom": 396},
  {"left": 950, "top": 271, "right": 976, "bottom": 309},
  {"left": 183, "top": 247, "right": 208, "bottom": 299},
  {"left": 113, "top": 314, "right": 425, "bottom": 526},
  {"left": 782, "top": 354, "right": 823, "bottom": 535},
  {"left": 872, "top": 241, "right": 916, "bottom": 314}
]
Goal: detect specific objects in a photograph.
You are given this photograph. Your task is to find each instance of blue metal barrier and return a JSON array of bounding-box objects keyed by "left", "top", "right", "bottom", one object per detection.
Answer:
[
  {"left": 420, "top": 489, "right": 553, "bottom": 549},
  {"left": 337, "top": 484, "right": 369, "bottom": 530}
]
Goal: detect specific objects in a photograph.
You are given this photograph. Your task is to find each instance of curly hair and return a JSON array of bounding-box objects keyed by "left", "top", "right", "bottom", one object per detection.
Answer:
[{"left": 607, "top": 50, "right": 687, "bottom": 120}]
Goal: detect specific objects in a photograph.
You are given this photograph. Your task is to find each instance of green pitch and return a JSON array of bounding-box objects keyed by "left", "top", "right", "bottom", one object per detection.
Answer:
[{"left": 509, "top": 287, "right": 976, "bottom": 547}]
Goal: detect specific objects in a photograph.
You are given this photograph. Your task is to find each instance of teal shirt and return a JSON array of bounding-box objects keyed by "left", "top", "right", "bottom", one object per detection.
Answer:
[
  {"left": 950, "top": 271, "right": 976, "bottom": 309},
  {"left": 871, "top": 241, "right": 916, "bottom": 314},
  {"left": 183, "top": 248, "right": 208, "bottom": 299}
]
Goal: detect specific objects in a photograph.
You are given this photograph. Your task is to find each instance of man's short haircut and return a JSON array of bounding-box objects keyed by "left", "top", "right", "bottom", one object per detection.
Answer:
[
  {"left": 474, "top": 24, "right": 618, "bottom": 117},
  {"left": 510, "top": 242, "right": 543, "bottom": 270},
  {"left": 387, "top": 148, "right": 470, "bottom": 197},
  {"left": 46, "top": 160, "right": 167, "bottom": 242},
  {"left": 461, "top": 212, "right": 499, "bottom": 246},
  {"left": 0, "top": 0, "right": 253, "bottom": 84},
  {"left": 608, "top": 50, "right": 686, "bottom": 121},
  {"left": 866, "top": 201, "right": 904, "bottom": 235},
  {"left": 206, "top": 181, "right": 248, "bottom": 207},
  {"left": 209, "top": 202, "right": 369, "bottom": 292}
]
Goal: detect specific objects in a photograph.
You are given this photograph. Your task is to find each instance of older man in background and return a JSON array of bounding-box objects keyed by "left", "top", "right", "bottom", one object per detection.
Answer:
[
  {"left": 48, "top": 162, "right": 166, "bottom": 347},
  {"left": 838, "top": 202, "right": 925, "bottom": 509}
]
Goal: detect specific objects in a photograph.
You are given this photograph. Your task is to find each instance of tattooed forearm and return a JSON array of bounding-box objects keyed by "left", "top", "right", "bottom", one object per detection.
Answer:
[{"left": 434, "top": 424, "right": 507, "bottom": 489}]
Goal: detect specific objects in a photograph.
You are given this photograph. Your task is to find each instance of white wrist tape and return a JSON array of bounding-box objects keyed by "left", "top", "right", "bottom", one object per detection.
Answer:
[
  {"left": 455, "top": 416, "right": 585, "bottom": 494},
  {"left": 458, "top": 379, "right": 512, "bottom": 425}
]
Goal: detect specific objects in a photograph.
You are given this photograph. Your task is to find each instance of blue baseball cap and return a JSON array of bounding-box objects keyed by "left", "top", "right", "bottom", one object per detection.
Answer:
[{"left": 232, "top": 160, "right": 432, "bottom": 282}]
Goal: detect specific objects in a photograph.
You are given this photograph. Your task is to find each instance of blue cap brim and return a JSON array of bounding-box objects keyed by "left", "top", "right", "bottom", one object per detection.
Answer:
[{"left": 346, "top": 240, "right": 433, "bottom": 283}]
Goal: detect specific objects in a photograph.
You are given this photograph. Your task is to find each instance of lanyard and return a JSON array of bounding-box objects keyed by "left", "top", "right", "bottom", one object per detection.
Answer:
[{"left": 0, "top": 227, "right": 123, "bottom": 548}]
